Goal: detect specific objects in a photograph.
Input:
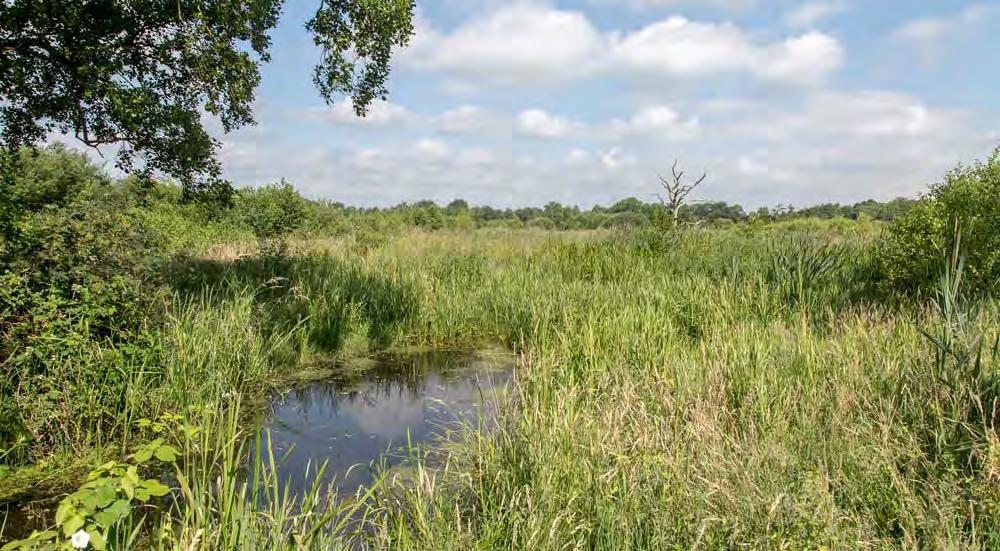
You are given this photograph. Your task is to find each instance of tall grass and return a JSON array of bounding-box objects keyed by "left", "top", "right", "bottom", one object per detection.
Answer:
[{"left": 5, "top": 226, "right": 1000, "bottom": 549}]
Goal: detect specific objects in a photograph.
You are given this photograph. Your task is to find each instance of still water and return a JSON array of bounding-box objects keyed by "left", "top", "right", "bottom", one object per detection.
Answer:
[
  {"left": 0, "top": 349, "right": 512, "bottom": 543},
  {"left": 254, "top": 348, "right": 514, "bottom": 499}
]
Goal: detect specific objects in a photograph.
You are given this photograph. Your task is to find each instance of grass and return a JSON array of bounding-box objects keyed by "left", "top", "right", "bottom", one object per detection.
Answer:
[{"left": 4, "top": 224, "right": 1000, "bottom": 549}]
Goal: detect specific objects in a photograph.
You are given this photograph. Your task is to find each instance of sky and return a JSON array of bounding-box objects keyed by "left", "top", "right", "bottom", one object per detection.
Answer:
[{"left": 215, "top": 0, "right": 1000, "bottom": 209}]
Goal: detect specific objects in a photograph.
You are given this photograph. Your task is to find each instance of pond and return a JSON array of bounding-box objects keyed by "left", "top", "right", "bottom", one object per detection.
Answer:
[
  {"left": 0, "top": 348, "right": 514, "bottom": 543},
  {"left": 253, "top": 348, "right": 515, "bottom": 500}
]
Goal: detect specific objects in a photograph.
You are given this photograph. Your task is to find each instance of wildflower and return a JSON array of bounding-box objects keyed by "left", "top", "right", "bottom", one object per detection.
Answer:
[{"left": 70, "top": 529, "right": 90, "bottom": 549}]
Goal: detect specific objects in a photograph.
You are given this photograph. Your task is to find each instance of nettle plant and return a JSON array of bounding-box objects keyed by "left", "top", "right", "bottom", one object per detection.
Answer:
[{"left": 3, "top": 417, "right": 185, "bottom": 550}]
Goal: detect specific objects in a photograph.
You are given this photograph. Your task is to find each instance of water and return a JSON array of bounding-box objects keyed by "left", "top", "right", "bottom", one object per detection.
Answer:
[
  {"left": 254, "top": 348, "right": 514, "bottom": 499},
  {"left": 1, "top": 348, "right": 513, "bottom": 544}
]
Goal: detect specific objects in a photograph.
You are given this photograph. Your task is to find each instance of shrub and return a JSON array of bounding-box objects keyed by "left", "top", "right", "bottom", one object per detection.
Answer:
[
  {"left": 0, "top": 150, "right": 166, "bottom": 463},
  {"left": 526, "top": 217, "right": 556, "bottom": 230},
  {"left": 601, "top": 212, "right": 649, "bottom": 230},
  {"left": 2, "top": 144, "right": 107, "bottom": 213},
  {"left": 878, "top": 151, "right": 1000, "bottom": 295},
  {"left": 235, "top": 180, "right": 309, "bottom": 241}
]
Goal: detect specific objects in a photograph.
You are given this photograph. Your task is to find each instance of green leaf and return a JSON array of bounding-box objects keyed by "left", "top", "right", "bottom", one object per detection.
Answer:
[
  {"left": 154, "top": 444, "right": 179, "bottom": 463},
  {"left": 142, "top": 479, "right": 170, "bottom": 497},
  {"left": 131, "top": 448, "right": 153, "bottom": 463},
  {"left": 125, "top": 466, "right": 139, "bottom": 484},
  {"left": 78, "top": 490, "right": 101, "bottom": 511},
  {"left": 94, "top": 483, "right": 117, "bottom": 508},
  {"left": 62, "top": 514, "right": 85, "bottom": 537},
  {"left": 92, "top": 499, "right": 130, "bottom": 528},
  {"left": 120, "top": 472, "right": 136, "bottom": 500},
  {"left": 88, "top": 529, "right": 106, "bottom": 550},
  {"left": 54, "top": 500, "right": 75, "bottom": 525}
]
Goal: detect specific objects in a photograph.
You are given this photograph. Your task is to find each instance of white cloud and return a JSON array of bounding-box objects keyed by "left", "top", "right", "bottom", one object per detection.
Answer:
[
  {"left": 437, "top": 105, "right": 490, "bottom": 133},
  {"left": 209, "top": 3, "right": 995, "bottom": 212},
  {"left": 757, "top": 91, "right": 958, "bottom": 141},
  {"left": 413, "top": 138, "right": 452, "bottom": 158},
  {"left": 566, "top": 148, "right": 591, "bottom": 164},
  {"left": 611, "top": 105, "right": 700, "bottom": 140},
  {"left": 600, "top": 146, "right": 631, "bottom": 170},
  {"left": 403, "top": 3, "right": 605, "bottom": 84},
  {"left": 892, "top": 4, "right": 999, "bottom": 48},
  {"left": 405, "top": 7, "right": 843, "bottom": 87},
  {"left": 762, "top": 32, "right": 845, "bottom": 85},
  {"left": 516, "top": 109, "right": 581, "bottom": 138},
  {"left": 702, "top": 90, "right": 994, "bottom": 206},
  {"left": 303, "top": 99, "right": 412, "bottom": 127},
  {"left": 612, "top": 17, "right": 754, "bottom": 77},
  {"left": 590, "top": 0, "right": 756, "bottom": 11},
  {"left": 611, "top": 16, "right": 843, "bottom": 84},
  {"left": 783, "top": 2, "right": 849, "bottom": 29},
  {"left": 218, "top": 88, "right": 994, "bottom": 210}
]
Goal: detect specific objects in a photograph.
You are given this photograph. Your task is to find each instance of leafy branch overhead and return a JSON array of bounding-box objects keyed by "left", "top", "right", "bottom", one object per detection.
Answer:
[{"left": 0, "top": 0, "right": 415, "bottom": 195}]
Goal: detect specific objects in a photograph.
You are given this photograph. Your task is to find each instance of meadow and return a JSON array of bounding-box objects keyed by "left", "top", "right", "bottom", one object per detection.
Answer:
[{"left": 2, "top": 147, "right": 1000, "bottom": 549}]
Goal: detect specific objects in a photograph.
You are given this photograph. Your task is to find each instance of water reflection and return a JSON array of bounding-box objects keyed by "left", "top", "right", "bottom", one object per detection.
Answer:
[{"left": 254, "top": 348, "right": 513, "bottom": 499}]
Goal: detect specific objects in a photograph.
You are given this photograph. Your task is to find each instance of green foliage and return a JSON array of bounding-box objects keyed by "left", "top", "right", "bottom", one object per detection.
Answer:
[
  {"left": 0, "top": 0, "right": 414, "bottom": 192},
  {"left": 601, "top": 211, "right": 648, "bottom": 229},
  {"left": 5, "top": 144, "right": 1000, "bottom": 550},
  {"left": 2, "top": 145, "right": 108, "bottom": 214},
  {"left": 2, "top": 422, "right": 179, "bottom": 551},
  {"left": 235, "top": 180, "right": 309, "bottom": 241},
  {"left": 0, "top": 150, "right": 166, "bottom": 463},
  {"left": 878, "top": 151, "right": 1000, "bottom": 294},
  {"left": 764, "top": 235, "right": 854, "bottom": 309},
  {"left": 526, "top": 217, "right": 555, "bottom": 230}
]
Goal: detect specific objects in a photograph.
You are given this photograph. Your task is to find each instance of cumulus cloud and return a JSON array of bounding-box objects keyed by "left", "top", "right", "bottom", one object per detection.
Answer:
[
  {"left": 299, "top": 99, "right": 413, "bottom": 127},
  {"left": 589, "top": 0, "right": 756, "bottom": 11},
  {"left": 205, "top": 2, "right": 994, "bottom": 212},
  {"left": 402, "top": 3, "right": 605, "bottom": 84},
  {"left": 435, "top": 105, "right": 510, "bottom": 135},
  {"left": 892, "top": 4, "right": 999, "bottom": 48},
  {"left": 403, "top": 5, "right": 844, "bottom": 87},
  {"left": 516, "top": 109, "right": 581, "bottom": 138},
  {"left": 761, "top": 32, "right": 845, "bottom": 85},
  {"left": 783, "top": 2, "right": 849, "bottom": 29},
  {"left": 610, "top": 105, "right": 700, "bottom": 140},
  {"left": 612, "top": 17, "right": 843, "bottom": 85},
  {"left": 701, "top": 90, "right": 995, "bottom": 206},
  {"left": 413, "top": 138, "right": 452, "bottom": 158}
]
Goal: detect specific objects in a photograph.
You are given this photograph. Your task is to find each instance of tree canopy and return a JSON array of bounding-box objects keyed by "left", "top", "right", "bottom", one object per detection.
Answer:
[{"left": 0, "top": 0, "right": 414, "bottom": 195}]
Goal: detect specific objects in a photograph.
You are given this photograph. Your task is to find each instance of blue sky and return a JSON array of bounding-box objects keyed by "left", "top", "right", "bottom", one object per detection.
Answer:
[{"left": 214, "top": 0, "right": 1000, "bottom": 208}]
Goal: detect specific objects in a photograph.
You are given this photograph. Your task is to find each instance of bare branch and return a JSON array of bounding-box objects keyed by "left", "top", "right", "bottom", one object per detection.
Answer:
[{"left": 656, "top": 159, "right": 708, "bottom": 228}]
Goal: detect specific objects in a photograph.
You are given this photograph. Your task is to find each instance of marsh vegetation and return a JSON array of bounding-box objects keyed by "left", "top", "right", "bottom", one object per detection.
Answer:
[{"left": 2, "top": 147, "right": 1000, "bottom": 549}]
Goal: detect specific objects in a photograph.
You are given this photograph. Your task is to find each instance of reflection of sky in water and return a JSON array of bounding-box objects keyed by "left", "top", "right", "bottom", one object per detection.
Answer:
[{"left": 255, "top": 350, "right": 513, "bottom": 498}]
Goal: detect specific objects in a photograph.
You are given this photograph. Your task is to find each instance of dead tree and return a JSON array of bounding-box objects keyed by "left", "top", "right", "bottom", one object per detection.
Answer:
[{"left": 658, "top": 160, "right": 707, "bottom": 228}]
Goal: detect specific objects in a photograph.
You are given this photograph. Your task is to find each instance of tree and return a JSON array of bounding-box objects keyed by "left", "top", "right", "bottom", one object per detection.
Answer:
[
  {"left": 658, "top": 160, "right": 707, "bottom": 228},
  {"left": 0, "top": 0, "right": 414, "bottom": 195}
]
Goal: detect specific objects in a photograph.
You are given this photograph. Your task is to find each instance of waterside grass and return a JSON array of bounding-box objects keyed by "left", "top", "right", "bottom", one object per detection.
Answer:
[{"left": 4, "top": 225, "right": 1000, "bottom": 549}]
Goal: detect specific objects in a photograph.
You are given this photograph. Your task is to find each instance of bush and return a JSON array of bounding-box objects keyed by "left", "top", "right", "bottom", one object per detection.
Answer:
[
  {"left": 235, "top": 180, "right": 309, "bottom": 241},
  {"left": 878, "top": 151, "right": 1000, "bottom": 294},
  {"left": 2, "top": 144, "right": 107, "bottom": 212},
  {"left": 0, "top": 149, "right": 166, "bottom": 463},
  {"left": 601, "top": 212, "right": 649, "bottom": 230},
  {"left": 526, "top": 217, "right": 556, "bottom": 230}
]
